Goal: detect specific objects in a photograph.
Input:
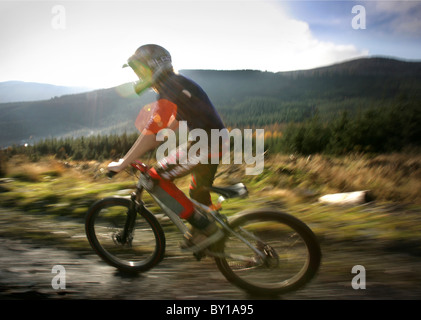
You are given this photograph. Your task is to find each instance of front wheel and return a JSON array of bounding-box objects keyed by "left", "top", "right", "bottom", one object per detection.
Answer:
[
  {"left": 214, "top": 209, "right": 321, "bottom": 295},
  {"left": 85, "top": 197, "right": 165, "bottom": 273}
]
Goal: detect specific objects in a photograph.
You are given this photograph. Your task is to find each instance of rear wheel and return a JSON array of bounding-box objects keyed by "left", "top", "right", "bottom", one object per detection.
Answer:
[
  {"left": 85, "top": 197, "right": 165, "bottom": 273},
  {"left": 214, "top": 209, "right": 321, "bottom": 295}
]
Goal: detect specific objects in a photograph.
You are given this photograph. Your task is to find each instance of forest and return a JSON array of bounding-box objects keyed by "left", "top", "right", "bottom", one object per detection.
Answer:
[
  {"left": 1, "top": 57, "right": 421, "bottom": 161},
  {"left": 3, "top": 94, "right": 419, "bottom": 164}
]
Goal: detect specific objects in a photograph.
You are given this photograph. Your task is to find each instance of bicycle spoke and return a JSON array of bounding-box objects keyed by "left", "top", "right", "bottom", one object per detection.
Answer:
[
  {"left": 214, "top": 210, "right": 321, "bottom": 295},
  {"left": 86, "top": 198, "right": 165, "bottom": 273}
]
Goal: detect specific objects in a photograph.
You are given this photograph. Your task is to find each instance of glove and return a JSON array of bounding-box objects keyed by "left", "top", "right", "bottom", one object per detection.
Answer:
[{"left": 107, "top": 158, "right": 125, "bottom": 172}]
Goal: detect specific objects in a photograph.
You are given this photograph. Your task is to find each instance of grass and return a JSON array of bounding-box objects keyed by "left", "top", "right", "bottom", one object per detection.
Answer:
[
  {"left": 212, "top": 152, "right": 421, "bottom": 255},
  {"left": 1, "top": 153, "right": 421, "bottom": 255},
  {"left": 0, "top": 155, "right": 137, "bottom": 218},
  {"left": 238, "top": 152, "right": 421, "bottom": 204}
]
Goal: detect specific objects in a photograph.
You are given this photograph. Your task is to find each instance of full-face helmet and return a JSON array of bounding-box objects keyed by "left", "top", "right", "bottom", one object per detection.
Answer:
[{"left": 123, "top": 44, "right": 173, "bottom": 95}]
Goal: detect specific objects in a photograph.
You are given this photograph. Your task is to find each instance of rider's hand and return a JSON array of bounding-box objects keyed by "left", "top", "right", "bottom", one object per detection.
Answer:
[{"left": 107, "top": 158, "right": 125, "bottom": 173}]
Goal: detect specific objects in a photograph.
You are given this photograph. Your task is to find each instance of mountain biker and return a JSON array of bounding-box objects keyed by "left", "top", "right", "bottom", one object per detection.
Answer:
[{"left": 107, "top": 44, "right": 225, "bottom": 251}]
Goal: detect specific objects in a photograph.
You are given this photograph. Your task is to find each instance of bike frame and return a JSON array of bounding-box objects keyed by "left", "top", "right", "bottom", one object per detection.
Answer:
[{"left": 125, "top": 161, "right": 267, "bottom": 261}]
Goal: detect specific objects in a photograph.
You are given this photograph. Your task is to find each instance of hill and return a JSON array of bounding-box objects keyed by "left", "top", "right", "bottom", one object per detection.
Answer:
[
  {"left": 0, "top": 57, "right": 420, "bottom": 148},
  {"left": 181, "top": 57, "right": 421, "bottom": 127},
  {"left": 284, "top": 56, "right": 421, "bottom": 77},
  {"left": 0, "top": 81, "right": 92, "bottom": 103},
  {"left": 0, "top": 84, "right": 156, "bottom": 147}
]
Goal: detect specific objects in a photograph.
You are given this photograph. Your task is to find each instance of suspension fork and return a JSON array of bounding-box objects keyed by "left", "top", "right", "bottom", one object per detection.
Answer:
[{"left": 120, "top": 188, "right": 143, "bottom": 245}]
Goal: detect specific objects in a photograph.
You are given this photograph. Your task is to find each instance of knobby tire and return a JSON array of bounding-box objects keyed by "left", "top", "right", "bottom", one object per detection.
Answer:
[{"left": 85, "top": 197, "right": 166, "bottom": 273}]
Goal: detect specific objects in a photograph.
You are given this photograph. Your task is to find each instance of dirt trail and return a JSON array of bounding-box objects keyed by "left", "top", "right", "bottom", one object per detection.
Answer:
[{"left": 1, "top": 208, "right": 421, "bottom": 300}]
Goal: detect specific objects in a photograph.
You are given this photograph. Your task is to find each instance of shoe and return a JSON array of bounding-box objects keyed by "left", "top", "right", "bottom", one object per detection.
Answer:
[{"left": 180, "top": 222, "right": 224, "bottom": 253}]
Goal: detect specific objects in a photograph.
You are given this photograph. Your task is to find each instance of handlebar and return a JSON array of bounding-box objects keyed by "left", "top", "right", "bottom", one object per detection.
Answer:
[{"left": 105, "top": 161, "right": 148, "bottom": 179}]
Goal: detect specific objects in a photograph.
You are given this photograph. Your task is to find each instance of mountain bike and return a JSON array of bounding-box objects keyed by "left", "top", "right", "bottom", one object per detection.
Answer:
[{"left": 85, "top": 161, "right": 321, "bottom": 296}]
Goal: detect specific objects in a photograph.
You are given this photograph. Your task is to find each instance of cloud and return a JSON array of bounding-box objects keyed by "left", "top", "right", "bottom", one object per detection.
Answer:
[
  {"left": 0, "top": 0, "right": 370, "bottom": 87},
  {"left": 166, "top": 1, "right": 369, "bottom": 72},
  {"left": 363, "top": 0, "right": 421, "bottom": 38}
]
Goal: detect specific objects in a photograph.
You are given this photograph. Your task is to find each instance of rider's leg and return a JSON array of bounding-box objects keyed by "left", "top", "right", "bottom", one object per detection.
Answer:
[
  {"left": 189, "top": 163, "right": 218, "bottom": 207},
  {"left": 184, "top": 163, "right": 221, "bottom": 241},
  {"left": 151, "top": 145, "right": 223, "bottom": 249},
  {"left": 149, "top": 165, "right": 215, "bottom": 230}
]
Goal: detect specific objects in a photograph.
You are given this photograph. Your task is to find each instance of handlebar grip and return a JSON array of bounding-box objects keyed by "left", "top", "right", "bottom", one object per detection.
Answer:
[{"left": 106, "top": 170, "right": 118, "bottom": 179}]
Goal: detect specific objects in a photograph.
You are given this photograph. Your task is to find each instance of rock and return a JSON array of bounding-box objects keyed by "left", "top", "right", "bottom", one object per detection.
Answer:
[{"left": 318, "top": 190, "right": 372, "bottom": 206}]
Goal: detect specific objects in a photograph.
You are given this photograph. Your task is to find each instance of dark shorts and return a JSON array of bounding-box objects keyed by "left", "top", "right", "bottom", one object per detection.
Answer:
[{"left": 154, "top": 143, "right": 219, "bottom": 206}]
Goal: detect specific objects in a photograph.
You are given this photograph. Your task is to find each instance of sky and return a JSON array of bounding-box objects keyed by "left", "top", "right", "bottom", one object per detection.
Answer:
[{"left": 0, "top": 0, "right": 420, "bottom": 89}]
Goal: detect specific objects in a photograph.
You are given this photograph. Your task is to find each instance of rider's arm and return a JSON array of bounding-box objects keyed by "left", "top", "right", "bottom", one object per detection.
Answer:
[
  {"left": 108, "top": 99, "right": 178, "bottom": 173},
  {"left": 107, "top": 129, "right": 159, "bottom": 172},
  {"left": 167, "top": 114, "right": 179, "bottom": 131}
]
